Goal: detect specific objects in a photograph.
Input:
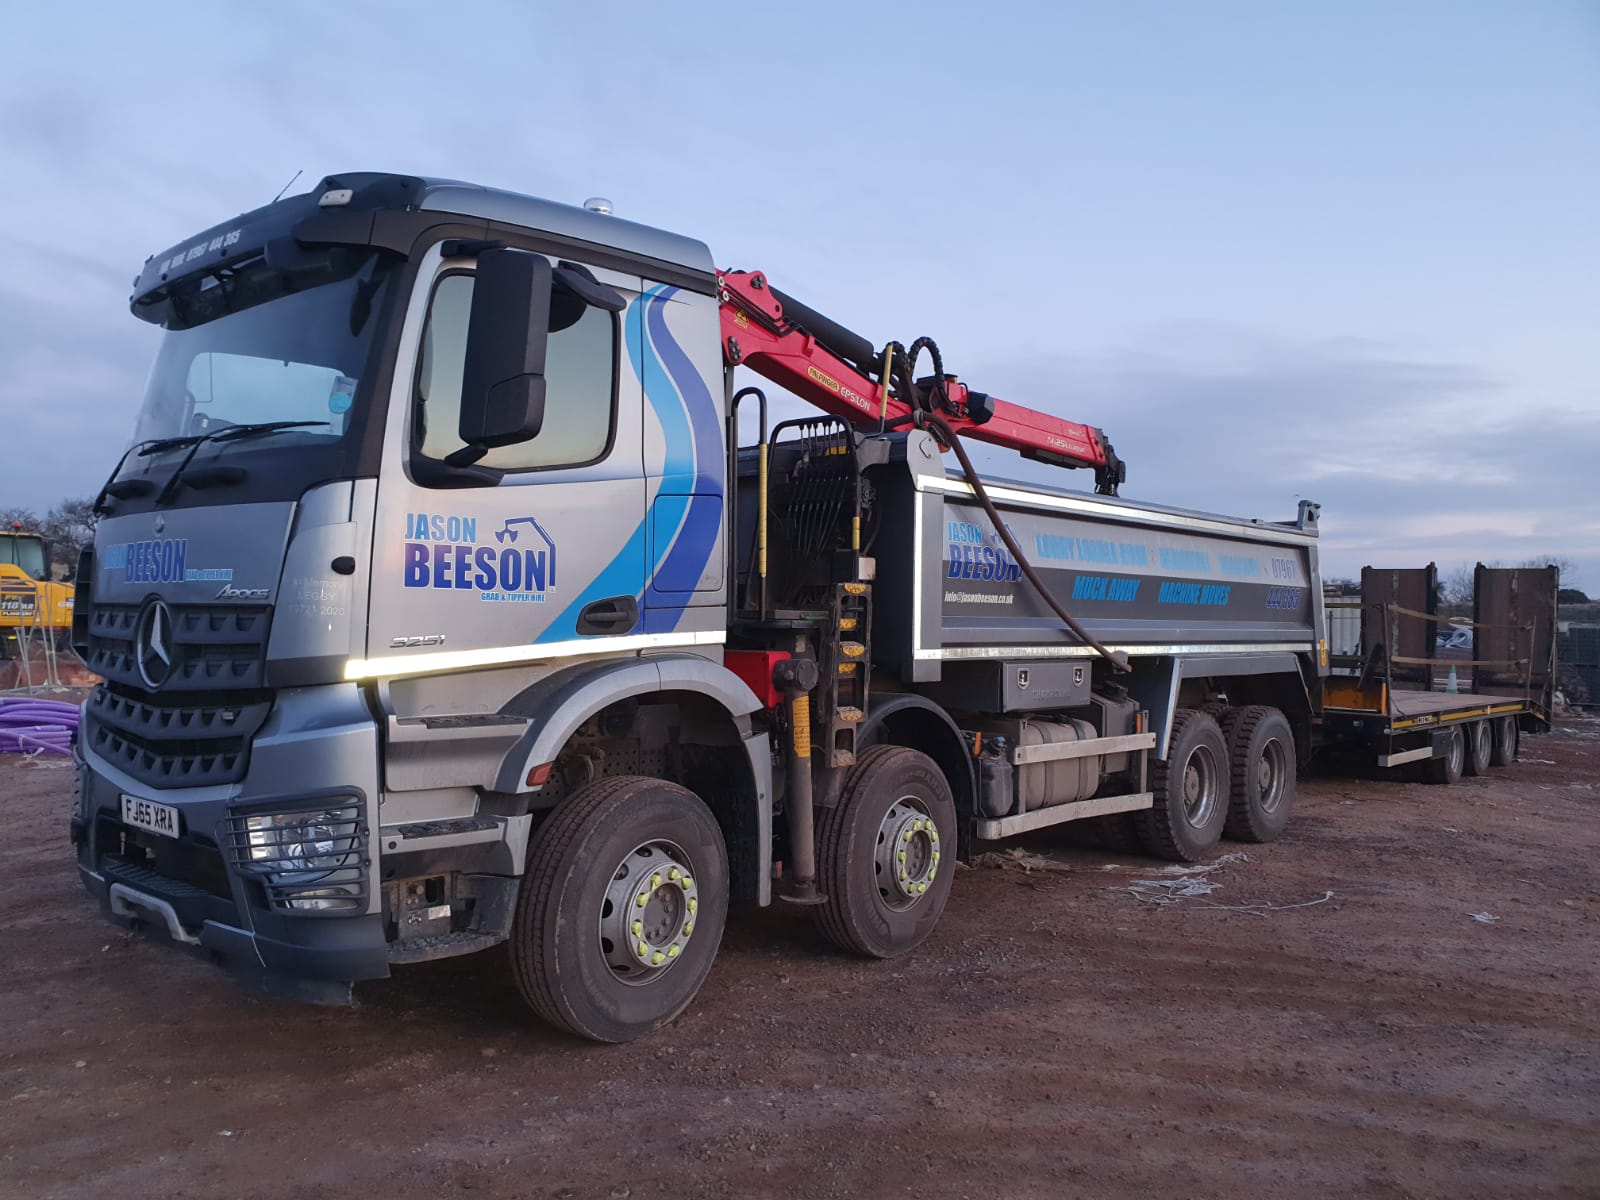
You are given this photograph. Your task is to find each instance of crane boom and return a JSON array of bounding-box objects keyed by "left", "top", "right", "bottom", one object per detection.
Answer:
[{"left": 717, "top": 269, "right": 1125, "bottom": 495}]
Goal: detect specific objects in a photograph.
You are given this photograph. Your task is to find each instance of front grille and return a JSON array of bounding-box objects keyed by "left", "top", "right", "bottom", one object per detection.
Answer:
[
  {"left": 84, "top": 684, "right": 272, "bottom": 787},
  {"left": 86, "top": 602, "right": 272, "bottom": 692},
  {"left": 224, "top": 803, "right": 369, "bottom": 916}
]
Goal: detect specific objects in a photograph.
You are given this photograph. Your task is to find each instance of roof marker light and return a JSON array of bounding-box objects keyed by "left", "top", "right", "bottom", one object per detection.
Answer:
[
  {"left": 318, "top": 187, "right": 354, "bottom": 208},
  {"left": 583, "top": 197, "right": 614, "bottom": 215}
]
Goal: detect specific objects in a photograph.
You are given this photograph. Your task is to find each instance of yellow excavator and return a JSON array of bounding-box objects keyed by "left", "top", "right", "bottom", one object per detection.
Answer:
[{"left": 1, "top": 523, "right": 75, "bottom": 643}]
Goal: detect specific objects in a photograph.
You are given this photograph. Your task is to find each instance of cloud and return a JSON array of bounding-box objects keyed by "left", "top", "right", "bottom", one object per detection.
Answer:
[{"left": 963, "top": 331, "right": 1600, "bottom": 588}]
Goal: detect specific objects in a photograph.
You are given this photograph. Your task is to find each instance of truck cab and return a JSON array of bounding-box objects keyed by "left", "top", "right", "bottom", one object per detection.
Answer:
[{"left": 74, "top": 174, "right": 768, "bottom": 1033}]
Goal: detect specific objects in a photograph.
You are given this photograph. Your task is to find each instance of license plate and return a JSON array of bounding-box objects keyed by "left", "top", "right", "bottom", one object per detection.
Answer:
[{"left": 121, "top": 794, "right": 180, "bottom": 839}]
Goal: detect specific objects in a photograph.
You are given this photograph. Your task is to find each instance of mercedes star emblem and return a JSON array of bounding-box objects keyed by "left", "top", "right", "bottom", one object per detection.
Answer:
[{"left": 136, "top": 599, "right": 175, "bottom": 689}]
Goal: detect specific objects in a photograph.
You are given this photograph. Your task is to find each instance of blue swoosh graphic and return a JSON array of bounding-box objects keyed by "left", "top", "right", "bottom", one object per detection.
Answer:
[{"left": 644, "top": 289, "right": 723, "bottom": 627}]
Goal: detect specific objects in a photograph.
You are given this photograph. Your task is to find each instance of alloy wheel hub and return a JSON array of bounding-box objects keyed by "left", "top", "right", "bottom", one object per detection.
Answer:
[
  {"left": 876, "top": 800, "right": 940, "bottom": 909},
  {"left": 600, "top": 842, "right": 698, "bottom": 983}
]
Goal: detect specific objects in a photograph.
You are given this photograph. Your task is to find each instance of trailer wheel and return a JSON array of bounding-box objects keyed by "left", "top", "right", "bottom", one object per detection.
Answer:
[
  {"left": 816, "top": 744, "right": 956, "bottom": 959},
  {"left": 1222, "top": 705, "right": 1296, "bottom": 843},
  {"left": 1136, "top": 710, "right": 1229, "bottom": 862},
  {"left": 1489, "top": 715, "right": 1519, "bottom": 766},
  {"left": 1464, "top": 721, "right": 1492, "bottom": 777},
  {"left": 1424, "top": 727, "right": 1465, "bottom": 785},
  {"left": 509, "top": 775, "right": 728, "bottom": 1043}
]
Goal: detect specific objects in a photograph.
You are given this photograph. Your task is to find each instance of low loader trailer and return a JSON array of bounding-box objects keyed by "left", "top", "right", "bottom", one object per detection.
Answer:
[
  {"left": 71, "top": 174, "right": 1553, "bottom": 1041},
  {"left": 1320, "top": 562, "right": 1556, "bottom": 781}
]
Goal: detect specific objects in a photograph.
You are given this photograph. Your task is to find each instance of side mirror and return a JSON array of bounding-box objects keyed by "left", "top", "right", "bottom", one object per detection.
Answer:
[{"left": 453, "top": 248, "right": 553, "bottom": 467}]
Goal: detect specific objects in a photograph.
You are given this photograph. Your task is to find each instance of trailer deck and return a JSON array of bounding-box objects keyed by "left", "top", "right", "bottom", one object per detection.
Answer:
[{"left": 1323, "top": 680, "right": 1532, "bottom": 727}]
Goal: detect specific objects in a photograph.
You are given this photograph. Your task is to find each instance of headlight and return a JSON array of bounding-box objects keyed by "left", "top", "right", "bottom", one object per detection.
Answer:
[
  {"left": 243, "top": 808, "right": 357, "bottom": 872},
  {"left": 227, "top": 801, "right": 368, "bottom": 915}
]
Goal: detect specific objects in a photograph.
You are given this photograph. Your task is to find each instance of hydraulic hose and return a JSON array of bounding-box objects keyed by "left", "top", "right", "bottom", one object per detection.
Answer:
[{"left": 888, "top": 338, "right": 1130, "bottom": 673}]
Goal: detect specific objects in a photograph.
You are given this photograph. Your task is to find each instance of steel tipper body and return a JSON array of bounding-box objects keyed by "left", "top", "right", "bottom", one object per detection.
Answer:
[{"left": 871, "top": 444, "right": 1323, "bottom": 711}]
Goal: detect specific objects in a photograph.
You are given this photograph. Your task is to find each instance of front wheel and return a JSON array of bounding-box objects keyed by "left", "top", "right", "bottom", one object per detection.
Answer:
[
  {"left": 509, "top": 776, "right": 728, "bottom": 1043},
  {"left": 815, "top": 745, "right": 957, "bottom": 959}
]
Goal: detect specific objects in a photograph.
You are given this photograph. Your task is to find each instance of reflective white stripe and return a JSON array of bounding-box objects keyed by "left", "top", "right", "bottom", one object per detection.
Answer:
[
  {"left": 345, "top": 630, "right": 726, "bottom": 680},
  {"left": 914, "top": 641, "right": 1313, "bottom": 661},
  {"left": 911, "top": 488, "right": 925, "bottom": 657},
  {"left": 920, "top": 475, "right": 1319, "bottom": 545}
]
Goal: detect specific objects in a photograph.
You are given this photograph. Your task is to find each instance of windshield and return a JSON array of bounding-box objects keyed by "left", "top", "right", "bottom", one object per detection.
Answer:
[
  {"left": 130, "top": 248, "right": 391, "bottom": 449},
  {"left": 0, "top": 536, "right": 47, "bottom": 581}
]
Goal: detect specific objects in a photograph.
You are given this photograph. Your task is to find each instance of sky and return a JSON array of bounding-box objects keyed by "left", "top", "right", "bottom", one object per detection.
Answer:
[{"left": 1, "top": 0, "right": 1596, "bottom": 589}]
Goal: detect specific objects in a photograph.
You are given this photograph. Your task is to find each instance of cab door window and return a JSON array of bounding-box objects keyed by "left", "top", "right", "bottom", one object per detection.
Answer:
[{"left": 414, "top": 273, "right": 617, "bottom": 473}]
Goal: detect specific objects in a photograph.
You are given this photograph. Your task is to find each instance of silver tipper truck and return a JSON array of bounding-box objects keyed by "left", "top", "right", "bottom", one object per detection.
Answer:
[{"left": 71, "top": 173, "right": 1539, "bottom": 1042}]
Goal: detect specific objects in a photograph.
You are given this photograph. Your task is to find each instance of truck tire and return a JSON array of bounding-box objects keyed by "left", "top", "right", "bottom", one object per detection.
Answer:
[
  {"left": 1489, "top": 715, "right": 1519, "bottom": 767},
  {"left": 1094, "top": 812, "right": 1146, "bottom": 857},
  {"left": 1424, "top": 727, "right": 1465, "bottom": 785},
  {"left": 1222, "top": 705, "right": 1296, "bottom": 843},
  {"left": 1136, "top": 710, "right": 1230, "bottom": 863},
  {"left": 509, "top": 775, "right": 728, "bottom": 1043},
  {"left": 816, "top": 744, "right": 957, "bottom": 959},
  {"left": 1464, "top": 720, "right": 1492, "bottom": 776}
]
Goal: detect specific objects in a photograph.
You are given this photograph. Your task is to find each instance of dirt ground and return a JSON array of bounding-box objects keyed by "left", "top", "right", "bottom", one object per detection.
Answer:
[{"left": 2, "top": 720, "right": 1597, "bottom": 1200}]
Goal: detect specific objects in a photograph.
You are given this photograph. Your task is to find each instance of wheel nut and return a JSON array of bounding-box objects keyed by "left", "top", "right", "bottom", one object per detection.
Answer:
[{"left": 651, "top": 951, "right": 665, "bottom": 966}]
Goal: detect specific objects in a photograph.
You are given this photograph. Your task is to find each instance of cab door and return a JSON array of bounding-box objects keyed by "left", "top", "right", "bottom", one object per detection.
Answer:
[{"left": 367, "top": 245, "right": 649, "bottom": 670}]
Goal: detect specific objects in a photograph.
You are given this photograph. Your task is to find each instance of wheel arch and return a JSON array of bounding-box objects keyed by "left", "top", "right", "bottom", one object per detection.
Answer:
[
  {"left": 1174, "top": 654, "right": 1315, "bottom": 766},
  {"left": 860, "top": 693, "right": 977, "bottom": 858},
  {"left": 496, "top": 653, "right": 773, "bottom": 906}
]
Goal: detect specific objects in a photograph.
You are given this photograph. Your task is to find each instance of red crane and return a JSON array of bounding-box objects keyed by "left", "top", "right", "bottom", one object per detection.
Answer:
[{"left": 717, "top": 269, "right": 1125, "bottom": 495}]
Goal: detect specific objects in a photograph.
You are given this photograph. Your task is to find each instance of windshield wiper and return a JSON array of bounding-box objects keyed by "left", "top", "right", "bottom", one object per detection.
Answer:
[
  {"left": 92, "top": 438, "right": 171, "bottom": 513},
  {"left": 137, "top": 434, "right": 206, "bottom": 456},
  {"left": 153, "top": 420, "right": 331, "bottom": 507}
]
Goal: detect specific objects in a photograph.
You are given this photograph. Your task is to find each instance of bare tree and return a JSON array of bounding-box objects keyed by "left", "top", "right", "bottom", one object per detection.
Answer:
[
  {"left": 1441, "top": 564, "right": 1476, "bottom": 606},
  {"left": 0, "top": 506, "right": 41, "bottom": 532},
  {"left": 42, "top": 498, "right": 99, "bottom": 575},
  {"left": 1441, "top": 556, "right": 1578, "bottom": 608},
  {"left": 1516, "top": 555, "right": 1578, "bottom": 587}
]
